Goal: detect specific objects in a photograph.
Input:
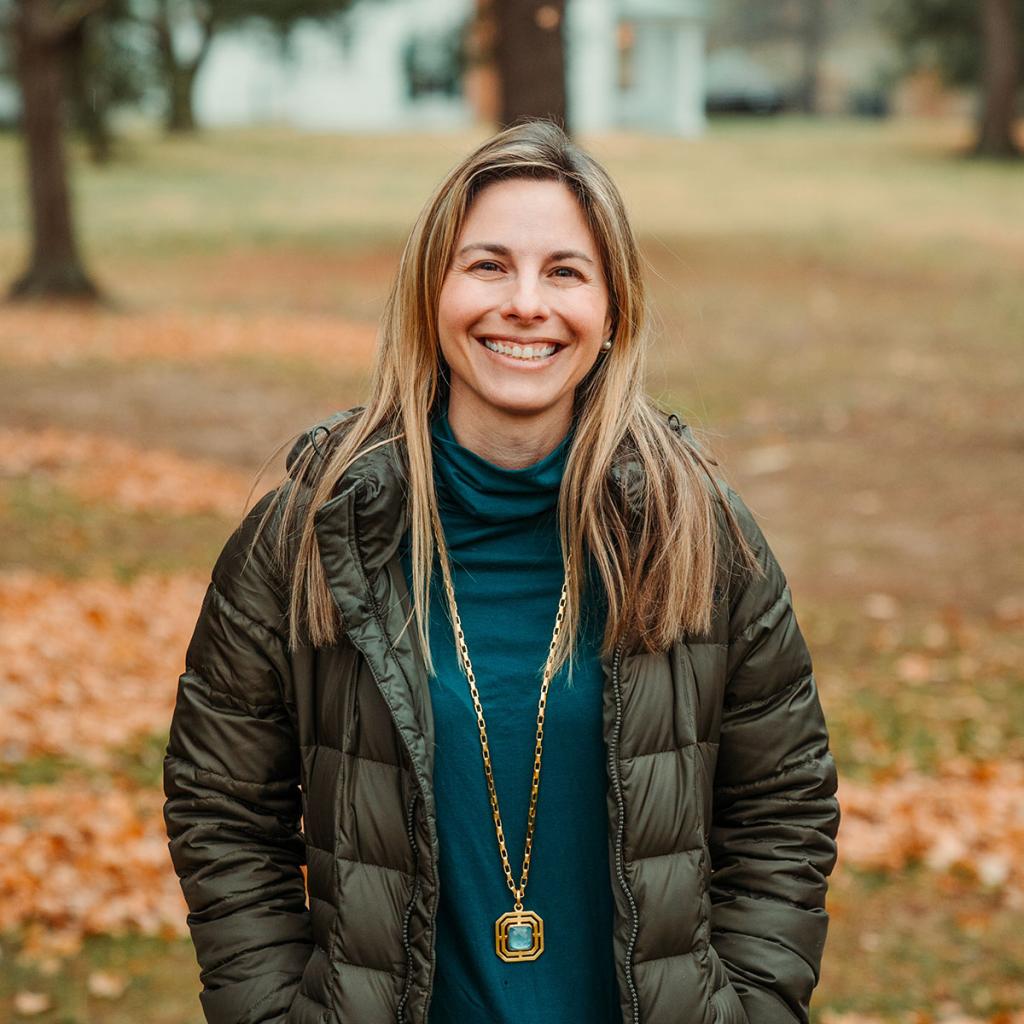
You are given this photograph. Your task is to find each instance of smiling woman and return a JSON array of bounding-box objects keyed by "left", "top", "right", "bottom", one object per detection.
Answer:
[{"left": 163, "top": 120, "right": 840, "bottom": 1024}]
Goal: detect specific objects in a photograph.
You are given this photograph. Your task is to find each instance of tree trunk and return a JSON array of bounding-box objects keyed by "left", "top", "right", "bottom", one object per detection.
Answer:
[
  {"left": 975, "top": 0, "right": 1021, "bottom": 158},
  {"left": 166, "top": 64, "right": 198, "bottom": 133},
  {"left": 154, "top": 0, "right": 215, "bottom": 135},
  {"left": 66, "top": 18, "right": 113, "bottom": 165},
  {"left": 795, "top": 0, "right": 826, "bottom": 115},
  {"left": 7, "top": 0, "right": 102, "bottom": 302},
  {"left": 493, "top": 0, "right": 567, "bottom": 131}
]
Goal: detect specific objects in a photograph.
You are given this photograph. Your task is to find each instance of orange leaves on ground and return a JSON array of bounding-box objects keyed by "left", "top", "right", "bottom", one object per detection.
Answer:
[
  {"left": 13, "top": 990, "right": 52, "bottom": 1015},
  {"left": 86, "top": 969, "right": 131, "bottom": 998},
  {"left": 3, "top": 560, "right": 1023, "bottom": 969},
  {"left": 0, "top": 781, "right": 188, "bottom": 960},
  {"left": 822, "top": 1014, "right": 1024, "bottom": 1024},
  {"left": 0, "top": 571, "right": 207, "bottom": 766},
  {"left": 837, "top": 757, "right": 1024, "bottom": 904},
  {"left": 0, "top": 426, "right": 253, "bottom": 517},
  {"left": 0, "top": 305, "right": 376, "bottom": 367}
]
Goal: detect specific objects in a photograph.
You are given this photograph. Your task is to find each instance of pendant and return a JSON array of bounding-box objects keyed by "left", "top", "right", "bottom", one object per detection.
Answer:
[{"left": 494, "top": 908, "right": 544, "bottom": 962}]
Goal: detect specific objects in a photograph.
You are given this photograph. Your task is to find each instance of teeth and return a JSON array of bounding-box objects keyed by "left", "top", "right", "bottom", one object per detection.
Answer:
[{"left": 482, "top": 339, "right": 558, "bottom": 360}]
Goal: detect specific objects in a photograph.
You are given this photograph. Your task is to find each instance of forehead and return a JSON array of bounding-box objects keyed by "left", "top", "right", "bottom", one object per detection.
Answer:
[{"left": 458, "top": 178, "right": 597, "bottom": 253}]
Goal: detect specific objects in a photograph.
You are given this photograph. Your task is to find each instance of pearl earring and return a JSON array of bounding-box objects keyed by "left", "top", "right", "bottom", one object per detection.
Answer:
[{"left": 601, "top": 338, "right": 613, "bottom": 350}]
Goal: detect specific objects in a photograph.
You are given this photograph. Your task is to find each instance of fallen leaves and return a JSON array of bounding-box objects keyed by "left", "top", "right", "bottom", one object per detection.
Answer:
[
  {"left": 816, "top": 599, "right": 1024, "bottom": 779},
  {"left": 837, "top": 757, "right": 1024, "bottom": 905},
  {"left": 0, "top": 426, "right": 255, "bottom": 518},
  {"left": 0, "top": 571, "right": 207, "bottom": 767},
  {"left": 0, "top": 780, "right": 188, "bottom": 960},
  {"left": 86, "top": 969, "right": 130, "bottom": 998},
  {"left": 0, "top": 430, "right": 1020, "bottom": 1015},
  {"left": 1, "top": 563, "right": 1023, "bottom": 968},
  {"left": 0, "top": 306, "right": 376, "bottom": 367},
  {"left": 12, "top": 990, "right": 51, "bottom": 1015}
]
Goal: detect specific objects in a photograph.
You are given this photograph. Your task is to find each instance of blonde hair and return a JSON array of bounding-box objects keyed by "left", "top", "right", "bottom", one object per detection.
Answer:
[{"left": 247, "top": 119, "right": 761, "bottom": 680}]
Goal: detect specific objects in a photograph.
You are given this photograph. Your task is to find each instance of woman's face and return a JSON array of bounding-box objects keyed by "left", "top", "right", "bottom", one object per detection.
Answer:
[{"left": 437, "top": 178, "right": 612, "bottom": 429}]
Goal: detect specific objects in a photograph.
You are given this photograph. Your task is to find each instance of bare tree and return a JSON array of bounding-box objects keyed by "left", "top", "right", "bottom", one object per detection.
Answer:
[
  {"left": 133, "top": 0, "right": 363, "bottom": 135},
  {"left": 977, "top": 0, "right": 1021, "bottom": 157},
  {"left": 7, "top": 0, "right": 112, "bottom": 302},
  {"left": 152, "top": 0, "right": 216, "bottom": 133},
  {"left": 883, "top": 0, "right": 1021, "bottom": 159},
  {"left": 490, "top": 0, "right": 567, "bottom": 130}
]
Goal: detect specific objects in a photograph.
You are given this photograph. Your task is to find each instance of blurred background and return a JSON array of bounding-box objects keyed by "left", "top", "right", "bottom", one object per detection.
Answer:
[{"left": 0, "top": 0, "right": 1022, "bottom": 1021}]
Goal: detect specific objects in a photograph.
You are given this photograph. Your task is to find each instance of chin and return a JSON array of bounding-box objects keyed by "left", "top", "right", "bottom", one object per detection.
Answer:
[{"left": 474, "top": 382, "right": 569, "bottom": 418}]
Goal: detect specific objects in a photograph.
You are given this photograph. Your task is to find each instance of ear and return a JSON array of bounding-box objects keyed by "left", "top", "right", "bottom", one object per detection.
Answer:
[{"left": 603, "top": 309, "right": 614, "bottom": 341}]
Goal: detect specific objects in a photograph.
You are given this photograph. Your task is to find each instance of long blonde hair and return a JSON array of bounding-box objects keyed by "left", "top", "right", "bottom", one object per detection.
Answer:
[{"left": 247, "top": 119, "right": 761, "bottom": 679}]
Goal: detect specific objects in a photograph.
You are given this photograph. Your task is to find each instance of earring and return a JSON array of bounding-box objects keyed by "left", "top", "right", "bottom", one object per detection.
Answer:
[{"left": 601, "top": 338, "right": 613, "bottom": 350}]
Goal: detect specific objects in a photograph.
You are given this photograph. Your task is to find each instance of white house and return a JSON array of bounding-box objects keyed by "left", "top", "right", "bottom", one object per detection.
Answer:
[
  {"left": 568, "top": 0, "right": 707, "bottom": 135},
  {"left": 194, "top": 0, "right": 708, "bottom": 136}
]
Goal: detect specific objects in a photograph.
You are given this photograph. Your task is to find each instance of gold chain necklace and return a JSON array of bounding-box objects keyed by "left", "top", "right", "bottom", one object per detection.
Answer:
[{"left": 437, "top": 549, "right": 572, "bottom": 963}]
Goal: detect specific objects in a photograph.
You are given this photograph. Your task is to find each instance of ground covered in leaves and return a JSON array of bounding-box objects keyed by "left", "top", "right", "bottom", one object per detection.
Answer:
[{"left": 0, "top": 118, "right": 1021, "bottom": 1022}]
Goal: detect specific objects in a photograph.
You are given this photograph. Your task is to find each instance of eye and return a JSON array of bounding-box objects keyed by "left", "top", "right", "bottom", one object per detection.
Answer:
[
  {"left": 552, "top": 266, "right": 583, "bottom": 279},
  {"left": 471, "top": 260, "right": 502, "bottom": 272}
]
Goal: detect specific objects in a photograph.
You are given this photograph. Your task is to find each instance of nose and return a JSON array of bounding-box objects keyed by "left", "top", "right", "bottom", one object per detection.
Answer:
[{"left": 500, "top": 274, "right": 549, "bottom": 324}]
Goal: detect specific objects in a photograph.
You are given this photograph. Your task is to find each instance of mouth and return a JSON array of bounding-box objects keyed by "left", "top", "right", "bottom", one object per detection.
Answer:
[{"left": 474, "top": 336, "right": 567, "bottom": 365}]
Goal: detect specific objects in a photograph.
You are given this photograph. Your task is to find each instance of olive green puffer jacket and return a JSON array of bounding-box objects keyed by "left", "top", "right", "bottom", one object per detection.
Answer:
[{"left": 163, "top": 406, "right": 840, "bottom": 1024}]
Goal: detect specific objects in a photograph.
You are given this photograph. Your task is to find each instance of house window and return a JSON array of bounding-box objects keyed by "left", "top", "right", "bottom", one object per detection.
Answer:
[{"left": 403, "top": 28, "right": 465, "bottom": 100}]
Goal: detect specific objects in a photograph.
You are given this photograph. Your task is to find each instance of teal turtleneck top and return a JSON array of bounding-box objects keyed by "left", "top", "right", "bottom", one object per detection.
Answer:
[{"left": 397, "top": 400, "right": 619, "bottom": 1024}]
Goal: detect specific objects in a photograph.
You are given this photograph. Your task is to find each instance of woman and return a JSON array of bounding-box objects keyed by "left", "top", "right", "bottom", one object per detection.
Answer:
[{"left": 164, "top": 120, "right": 840, "bottom": 1024}]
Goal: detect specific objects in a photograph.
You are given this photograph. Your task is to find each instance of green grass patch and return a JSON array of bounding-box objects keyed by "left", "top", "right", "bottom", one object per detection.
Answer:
[
  {"left": 0, "top": 754, "right": 86, "bottom": 787},
  {"left": 819, "top": 867, "right": 1024, "bottom": 1016},
  {"left": 0, "top": 733, "right": 170, "bottom": 788},
  {"left": 0, "top": 478, "right": 232, "bottom": 578},
  {"left": 802, "top": 603, "right": 1024, "bottom": 781},
  {"left": 110, "top": 731, "right": 171, "bottom": 789},
  {"left": 0, "top": 932, "right": 203, "bottom": 1024}
]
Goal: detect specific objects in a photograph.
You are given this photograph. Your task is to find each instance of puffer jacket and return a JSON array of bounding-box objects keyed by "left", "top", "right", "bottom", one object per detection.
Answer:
[{"left": 163, "top": 405, "right": 840, "bottom": 1024}]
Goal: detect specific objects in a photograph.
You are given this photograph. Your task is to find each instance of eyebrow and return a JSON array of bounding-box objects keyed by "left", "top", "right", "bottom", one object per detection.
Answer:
[{"left": 456, "top": 242, "right": 594, "bottom": 265}]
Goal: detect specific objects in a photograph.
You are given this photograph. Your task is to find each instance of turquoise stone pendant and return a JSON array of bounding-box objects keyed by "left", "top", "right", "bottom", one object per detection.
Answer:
[{"left": 494, "top": 909, "right": 544, "bottom": 962}]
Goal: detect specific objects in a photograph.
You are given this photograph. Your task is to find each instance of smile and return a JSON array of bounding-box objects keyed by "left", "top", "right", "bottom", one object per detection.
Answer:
[{"left": 475, "top": 337, "right": 565, "bottom": 362}]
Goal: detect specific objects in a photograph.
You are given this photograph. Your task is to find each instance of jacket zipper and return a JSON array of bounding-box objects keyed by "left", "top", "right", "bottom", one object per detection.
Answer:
[
  {"left": 396, "top": 790, "right": 421, "bottom": 1024},
  {"left": 608, "top": 640, "right": 641, "bottom": 1023}
]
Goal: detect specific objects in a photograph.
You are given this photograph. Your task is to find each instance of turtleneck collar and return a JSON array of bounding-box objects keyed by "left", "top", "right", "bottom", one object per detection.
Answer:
[{"left": 430, "top": 398, "right": 575, "bottom": 523}]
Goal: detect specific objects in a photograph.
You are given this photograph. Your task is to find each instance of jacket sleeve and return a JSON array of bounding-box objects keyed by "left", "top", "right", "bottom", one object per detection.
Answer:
[
  {"left": 163, "top": 488, "right": 314, "bottom": 1024},
  {"left": 708, "top": 484, "right": 840, "bottom": 1024}
]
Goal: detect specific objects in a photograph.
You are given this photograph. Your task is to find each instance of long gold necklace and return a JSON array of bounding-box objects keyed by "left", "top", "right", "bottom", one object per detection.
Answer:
[{"left": 437, "top": 549, "right": 572, "bottom": 963}]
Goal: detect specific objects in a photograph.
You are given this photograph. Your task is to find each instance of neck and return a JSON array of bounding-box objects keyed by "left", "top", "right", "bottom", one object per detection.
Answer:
[{"left": 445, "top": 385, "right": 573, "bottom": 469}]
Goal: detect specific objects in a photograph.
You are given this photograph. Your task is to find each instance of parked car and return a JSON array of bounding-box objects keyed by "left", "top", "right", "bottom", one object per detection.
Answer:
[{"left": 704, "top": 48, "right": 785, "bottom": 115}]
